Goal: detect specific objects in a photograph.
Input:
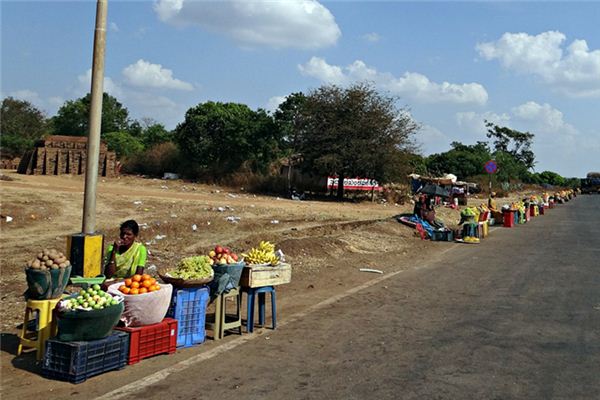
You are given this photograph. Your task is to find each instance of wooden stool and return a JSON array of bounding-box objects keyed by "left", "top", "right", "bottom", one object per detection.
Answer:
[
  {"left": 17, "top": 298, "right": 61, "bottom": 360},
  {"left": 242, "top": 286, "right": 276, "bottom": 333},
  {"left": 205, "top": 287, "right": 242, "bottom": 340}
]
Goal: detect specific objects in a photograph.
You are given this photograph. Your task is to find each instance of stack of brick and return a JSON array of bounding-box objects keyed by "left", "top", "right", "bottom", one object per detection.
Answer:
[{"left": 17, "top": 135, "right": 118, "bottom": 177}]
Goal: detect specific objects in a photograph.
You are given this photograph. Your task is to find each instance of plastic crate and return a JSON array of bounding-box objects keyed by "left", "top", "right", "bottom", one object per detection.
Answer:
[
  {"left": 42, "top": 331, "right": 128, "bottom": 384},
  {"left": 115, "top": 318, "right": 178, "bottom": 365},
  {"left": 430, "top": 230, "right": 453, "bottom": 242},
  {"left": 166, "top": 286, "right": 209, "bottom": 348}
]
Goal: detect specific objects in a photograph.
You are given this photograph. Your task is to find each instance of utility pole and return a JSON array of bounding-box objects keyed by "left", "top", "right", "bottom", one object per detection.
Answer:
[
  {"left": 82, "top": 0, "right": 108, "bottom": 234},
  {"left": 68, "top": 0, "right": 108, "bottom": 278}
]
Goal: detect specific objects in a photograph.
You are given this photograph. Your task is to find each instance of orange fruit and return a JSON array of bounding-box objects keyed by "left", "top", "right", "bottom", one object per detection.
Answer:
[
  {"left": 124, "top": 278, "right": 132, "bottom": 287},
  {"left": 132, "top": 274, "right": 142, "bottom": 282},
  {"left": 121, "top": 286, "right": 131, "bottom": 295},
  {"left": 129, "top": 288, "right": 139, "bottom": 295},
  {"left": 139, "top": 287, "right": 148, "bottom": 294},
  {"left": 130, "top": 281, "right": 140, "bottom": 289},
  {"left": 148, "top": 278, "right": 156, "bottom": 286},
  {"left": 154, "top": 284, "right": 161, "bottom": 291},
  {"left": 142, "top": 280, "right": 152, "bottom": 288},
  {"left": 141, "top": 274, "right": 151, "bottom": 281}
]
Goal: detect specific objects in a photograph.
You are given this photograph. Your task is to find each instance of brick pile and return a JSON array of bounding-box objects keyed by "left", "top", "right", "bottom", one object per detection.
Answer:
[{"left": 17, "top": 135, "right": 118, "bottom": 177}]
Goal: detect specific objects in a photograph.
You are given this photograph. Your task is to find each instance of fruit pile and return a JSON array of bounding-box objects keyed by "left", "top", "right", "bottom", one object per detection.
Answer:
[
  {"left": 27, "top": 248, "right": 71, "bottom": 270},
  {"left": 208, "top": 245, "right": 239, "bottom": 265},
  {"left": 62, "top": 284, "right": 121, "bottom": 311},
  {"left": 170, "top": 256, "right": 213, "bottom": 280},
  {"left": 242, "top": 241, "right": 279, "bottom": 265},
  {"left": 118, "top": 274, "right": 161, "bottom": 295}
]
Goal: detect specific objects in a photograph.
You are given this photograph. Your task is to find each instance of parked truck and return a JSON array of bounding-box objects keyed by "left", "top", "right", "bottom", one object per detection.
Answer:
[{"left": 581, "top": 172, "right": 600, "bottom": 194}]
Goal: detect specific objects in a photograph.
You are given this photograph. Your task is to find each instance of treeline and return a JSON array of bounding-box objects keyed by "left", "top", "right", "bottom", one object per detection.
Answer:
[{"left": 0, "top": 84, "right": 579, "bottom": 195}]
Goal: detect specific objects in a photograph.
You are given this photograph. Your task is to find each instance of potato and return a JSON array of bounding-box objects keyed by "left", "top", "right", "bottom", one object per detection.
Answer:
[
  {"left": 40, "top": 266, "right": 48, "bottom": 271},
  {"left": 45, "top": 260, "right": 53, "bottom": 267},
  {"left": 43, "top": 249, "right": 49, "bottom": 256},
  {"left": 32, "top": 259, "right": 41, "bottom": 268},
  {"left": 51, "top": 264, "right": 59, "bottom": 270},
  {"left": 42, "top": 255, "right": 49, "bottom": 261},
  {"left": 65, "top": 260, "right": 71, "bottom": 266},
  {"left": 56, "top": 256, "right": 67, "bottom": 264},
  {"left": 59, "top": 263, "right": 66, "bottom": 268},
  {"left": 37, "top": 252, "right": 44, "bottom": 259}
]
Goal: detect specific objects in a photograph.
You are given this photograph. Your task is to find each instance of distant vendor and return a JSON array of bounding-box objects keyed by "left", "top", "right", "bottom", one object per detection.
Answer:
[{"left": 104, "top": 219, "right": 147, "bottom": 279}]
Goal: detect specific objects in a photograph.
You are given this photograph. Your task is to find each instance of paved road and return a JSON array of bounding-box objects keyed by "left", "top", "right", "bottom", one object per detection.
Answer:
[{"left": 109, "top": 196, "right": 599, "bottom": 400}]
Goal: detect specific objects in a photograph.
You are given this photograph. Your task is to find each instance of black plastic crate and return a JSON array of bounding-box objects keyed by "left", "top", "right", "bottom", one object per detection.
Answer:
[{"left": 42, "top": 331, "right": 128, "bottom": 383}]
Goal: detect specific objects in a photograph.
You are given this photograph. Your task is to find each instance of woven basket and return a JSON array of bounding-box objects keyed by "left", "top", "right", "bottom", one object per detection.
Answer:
[{"left": 158, "top": 268, "right": 214, "bottom": 288}]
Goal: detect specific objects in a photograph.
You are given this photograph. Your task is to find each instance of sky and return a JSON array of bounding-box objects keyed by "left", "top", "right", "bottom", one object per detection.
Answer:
[{"left": 1, "top": 1, "right": 599, "bottom": 178}]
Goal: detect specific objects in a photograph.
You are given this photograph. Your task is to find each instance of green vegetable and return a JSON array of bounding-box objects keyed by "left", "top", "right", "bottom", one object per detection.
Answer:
[{"left": 171, "top": 256, "right": 213, "bottom": 280}]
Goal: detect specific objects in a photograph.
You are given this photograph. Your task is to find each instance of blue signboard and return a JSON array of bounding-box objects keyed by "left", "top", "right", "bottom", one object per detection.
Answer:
[{"left": 484, "top": 160, "right": 497, "bottom": 174}]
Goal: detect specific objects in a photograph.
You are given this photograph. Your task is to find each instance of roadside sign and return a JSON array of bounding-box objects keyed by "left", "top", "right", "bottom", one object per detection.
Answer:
[{"left": 484, "top": 160, "right": 497, "bottom": 174}]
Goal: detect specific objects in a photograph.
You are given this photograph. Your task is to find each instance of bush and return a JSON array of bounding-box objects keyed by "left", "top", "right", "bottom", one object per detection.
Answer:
[{"left": 123, "top": 142, "right": 180, "bottom": 177}]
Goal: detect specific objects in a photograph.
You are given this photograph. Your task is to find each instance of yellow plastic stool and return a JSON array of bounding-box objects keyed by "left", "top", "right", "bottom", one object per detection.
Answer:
[
  {"left": 205, "top": 287, "right": 242, "bottom": 340},
  {"left": 17, "top": 298, "right": 61, "bottom": 360}
]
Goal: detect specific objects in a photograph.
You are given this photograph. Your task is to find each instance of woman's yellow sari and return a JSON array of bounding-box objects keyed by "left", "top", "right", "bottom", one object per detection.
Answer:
[{"left": 105, "top": 242, "right": 147, "bottom": 278}]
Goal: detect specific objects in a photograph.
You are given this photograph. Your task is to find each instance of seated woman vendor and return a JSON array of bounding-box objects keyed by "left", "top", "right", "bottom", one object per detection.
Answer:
[{"left": 104, "top": 220, "right": 147, "bottom": 279}]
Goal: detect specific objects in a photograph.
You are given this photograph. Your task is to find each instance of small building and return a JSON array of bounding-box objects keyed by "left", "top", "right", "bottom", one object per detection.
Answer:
[{"left": 17, "top": 135, "right": 118, "bottom": 177}]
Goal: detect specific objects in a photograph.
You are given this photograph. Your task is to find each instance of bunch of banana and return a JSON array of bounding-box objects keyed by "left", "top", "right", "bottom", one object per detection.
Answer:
[{"left": 242, "top": 241, "right": 279, "bottom": 265}]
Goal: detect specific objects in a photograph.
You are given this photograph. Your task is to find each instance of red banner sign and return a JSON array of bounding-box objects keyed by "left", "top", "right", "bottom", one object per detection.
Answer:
[{"left": 327, "top": 177, "right": 382, "bottom": 191}]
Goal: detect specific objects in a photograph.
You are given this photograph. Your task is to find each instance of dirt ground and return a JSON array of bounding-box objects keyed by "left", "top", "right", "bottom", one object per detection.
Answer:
[{"left": 0, "top": 169, "right": 528, "bottom": 395}]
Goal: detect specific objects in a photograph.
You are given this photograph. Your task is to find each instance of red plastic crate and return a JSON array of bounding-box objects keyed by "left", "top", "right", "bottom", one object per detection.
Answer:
[{"left": 115, "top": 318, "right": 178, "bottom": 365}]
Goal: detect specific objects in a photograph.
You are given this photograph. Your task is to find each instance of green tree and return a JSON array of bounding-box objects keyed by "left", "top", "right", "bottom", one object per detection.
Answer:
[
  {"left": 295, "top": 83, "right": 419, "bottom": 199},
  {"left": 426, "top": 141, "right": 492, "bottom": 179},
  {"left": 0, "top": 97, "right": 48, "bottom": 158},
  {"left": 273, "top": 92, "right": 306, "bottom": 152},
  {"left": 174, "top": 101, "right": 284, "bottom": 178},
  {"left": 538, "top": 170, "right": 566, "bottom": 186},
  {"left": 103, "top": 131, "right": 144, "bottom": 158},
  {"left": 51, "top": 93, "right": 130, "bottom": 136},
  {"left": 485, "top": 121, "right": 535, "bottom": 170}
]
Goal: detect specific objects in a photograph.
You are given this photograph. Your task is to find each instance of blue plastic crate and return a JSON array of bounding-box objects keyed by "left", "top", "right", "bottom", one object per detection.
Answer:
[
  {"left": 42, "top": 331, "right": 128, "bottom": 384},
  {"left": 166, "top": 286, "right": 209, "bottom": 348}
]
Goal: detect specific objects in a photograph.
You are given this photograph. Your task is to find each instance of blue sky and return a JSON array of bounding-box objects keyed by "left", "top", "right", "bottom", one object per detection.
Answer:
[{"left": 2, "top": 1, "right": 599, "bottom": 178}]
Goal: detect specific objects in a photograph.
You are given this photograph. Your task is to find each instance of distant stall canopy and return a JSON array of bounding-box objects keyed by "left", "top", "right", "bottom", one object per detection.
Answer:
[{"left": 17, "top": 135, "right": 118, "bottom": 177}]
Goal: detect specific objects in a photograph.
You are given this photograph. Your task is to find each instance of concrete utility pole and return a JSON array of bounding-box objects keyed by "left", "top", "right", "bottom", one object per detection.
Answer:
[
  {"left": 82, "top": 0, "right": 108, "bottom": 234},
  {"left": 67, "top": 0, "right": 107, "bottom": 278}
]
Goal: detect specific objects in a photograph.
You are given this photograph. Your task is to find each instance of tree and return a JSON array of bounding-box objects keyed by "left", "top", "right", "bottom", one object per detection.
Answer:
[
  {"left": 485, "top": 121, "right": 535, "bottom": 170},
  {"left": 103, "top": 131, "right": 144, "bottom": 158},
  {"left": 426, "top": 141, "right": 492, "bottom": 180},
  {"left": 174, "top": 101, "right": 285, "bottom": 178},
  {"left": 538, "top": 170, "right": 566, "bottom": 186},
  {"left": 273, "top": 92, "right": 306, "bottom": 152},
  {"left": 295, "top": 83, "right": 419, "bottom": 199},
  {"left": 0, "top": 97, "right": 48, "bottom": 158},
  {"left": 51, "top": 92, "right": 130, "bottom": 136}
]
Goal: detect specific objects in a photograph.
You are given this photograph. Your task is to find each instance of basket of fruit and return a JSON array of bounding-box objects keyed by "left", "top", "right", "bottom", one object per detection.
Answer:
[
  {"left": 24, "top": 248, "right": 72, "bottom": 300},
  {"left": 159, "top": 256, "right": 215, "bottom": 288},
  {"left": 56, "top": 284, "right": 124, "bottom": 341},
  {"left": 107, "top": 275, "right": 173, "bottom": 327}
]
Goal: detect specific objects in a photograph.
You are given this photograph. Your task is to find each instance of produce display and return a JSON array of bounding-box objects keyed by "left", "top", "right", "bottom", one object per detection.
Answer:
[
  {"left": 61, "top": 284, "right": 122, "bottom": 311},
  {"left": 26, "top": 248, "right": 71, "bottom": 270},
  {"left": 242, "top": 241, "right": 280, "bottom": 265},
  {"left": 169, "top": 256, "right": 214, "bottom": 280},
  {"left": 208, "top": 245, "right": 239, "bottom": 265},
  {"left": 118, "top": 274, "right": 161, "bottom": 295}
]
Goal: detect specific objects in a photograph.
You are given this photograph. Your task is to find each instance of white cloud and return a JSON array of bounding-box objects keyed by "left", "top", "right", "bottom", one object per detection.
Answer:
[
  {"left": 109, "top": 22, "right": 119, "bottom": 33},
  {"left": 477, "top": 31, "right": 600, "bottom": 97},
  {"left": 266, "top": 95, "right": 287, "bottom": 112},
  {"left": 6, "top": 90, "right": 64, "bottom": 115},
  {"left": 511, "top": 101, "right": 577, "bottom": 135},
  {"left": 362, "top": 32, "right": 381, "bottom": 43},
  {"left": 122, "top": 59, "right": 193, "bottom": 91},
  {"left": 77, "top": 69, "right": 123, "bottom": 98},
  {"left": 299, "top": 57, "right": 488, "bottom": 105},
  {"left": 417, "top": 125, "right": 452, "bottom": 155},
  {"left": 7, "top": 89, "right": 42, "bottom": 105},
  {"left": 456, "top": 111, "right": 511, "bottom": 135},
  {"left": 154, "top": 0, "right": 341, "bottom": 49}
]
